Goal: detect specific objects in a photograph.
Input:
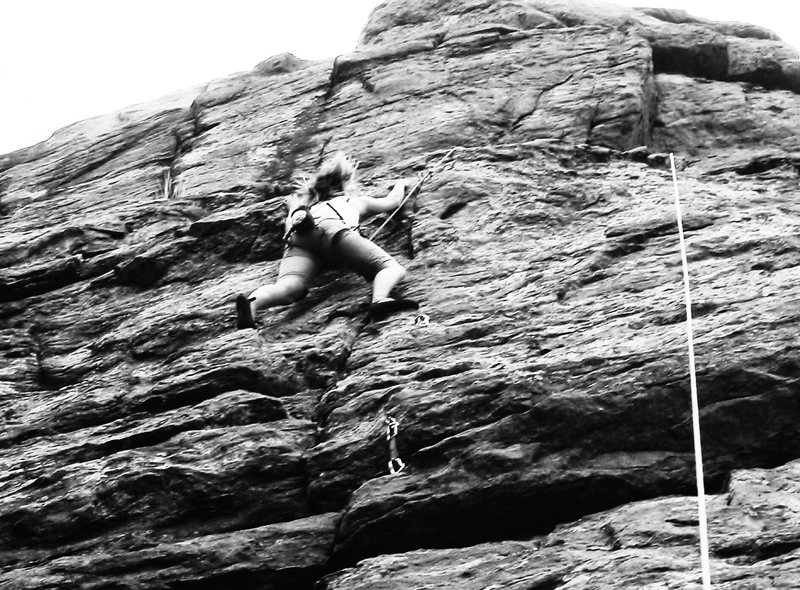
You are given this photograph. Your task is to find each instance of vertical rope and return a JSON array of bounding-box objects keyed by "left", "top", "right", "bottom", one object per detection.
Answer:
[{"left": 670, "top": 153, "right": 712, "bottom": 589}]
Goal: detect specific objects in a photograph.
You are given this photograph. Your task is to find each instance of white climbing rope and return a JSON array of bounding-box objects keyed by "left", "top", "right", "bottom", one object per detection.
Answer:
[
  {"left": 670, "top": 153, "right": 712, "bottom": 590},
  {"left": 368, "top": 147, "right": 458, "bottom": 241}
]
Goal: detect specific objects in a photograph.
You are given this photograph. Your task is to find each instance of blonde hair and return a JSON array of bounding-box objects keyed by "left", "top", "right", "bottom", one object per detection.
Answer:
[{"left": 303, "top": 151, "right": 358, "bottom": 202}]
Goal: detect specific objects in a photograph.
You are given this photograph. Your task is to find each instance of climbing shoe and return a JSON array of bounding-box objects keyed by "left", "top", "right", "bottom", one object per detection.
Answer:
[
  {"left": 236, "top": 294, "right": 256, "bottom": 329},
  {"left": 368, "top": 297, "right": 419, "bottom": 322}
]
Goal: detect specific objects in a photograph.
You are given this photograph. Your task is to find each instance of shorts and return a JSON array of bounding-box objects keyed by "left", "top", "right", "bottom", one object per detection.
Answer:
[
  {"left": 278, "top": 228, "right": 397, "bottom": 283},
  {"left": 334, "top": 229, "right": 397, "bottom": 281}
]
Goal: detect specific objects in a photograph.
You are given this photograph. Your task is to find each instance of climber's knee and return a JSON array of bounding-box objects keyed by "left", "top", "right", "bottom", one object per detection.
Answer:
[
  {"left": 378, "top": 261, "right": 405, "bottom": 281},
  {"left": 277, "top": 276, "right": 309, "bottom": 303}
]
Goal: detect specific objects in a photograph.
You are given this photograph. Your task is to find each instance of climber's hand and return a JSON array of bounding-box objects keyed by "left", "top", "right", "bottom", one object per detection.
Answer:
[{"left": 399, "top": 178, "right": 421, "bottom": 214}]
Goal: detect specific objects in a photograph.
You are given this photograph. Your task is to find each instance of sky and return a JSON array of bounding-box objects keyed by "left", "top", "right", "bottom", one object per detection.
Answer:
[{"left": 1, "top": 0, "right": 797, "bottom": 155}]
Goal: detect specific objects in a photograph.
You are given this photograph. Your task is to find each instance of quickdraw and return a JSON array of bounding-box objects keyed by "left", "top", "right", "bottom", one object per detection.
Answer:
[
  {"left": 383, "top": 416, "right": 405, "bottom": 475},
  {"left": 413, "top": 313, "right": 430, "bottom": 327}
]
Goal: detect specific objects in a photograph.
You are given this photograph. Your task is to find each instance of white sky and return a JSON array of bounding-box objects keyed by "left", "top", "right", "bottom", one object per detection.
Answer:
[{"left": 1, "top": 0, "right": 797, "bottom": 155}]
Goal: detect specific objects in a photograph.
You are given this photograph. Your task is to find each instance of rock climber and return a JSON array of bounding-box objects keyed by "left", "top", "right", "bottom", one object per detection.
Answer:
[{"left": 236, "top": 151, "right": 418, "bottom": 329}]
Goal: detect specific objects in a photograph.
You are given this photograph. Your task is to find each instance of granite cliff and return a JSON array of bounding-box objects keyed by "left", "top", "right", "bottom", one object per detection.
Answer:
[{"left": 1, "top": 0, "right": 799, "bottom": 588}]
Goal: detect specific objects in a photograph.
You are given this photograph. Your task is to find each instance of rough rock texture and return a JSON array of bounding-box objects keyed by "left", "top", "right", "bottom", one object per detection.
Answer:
[
  {"left": 1, "top": 1, "right": 798, "bottom": 588},
  {"left": 320, "top": 460, "right": 800, "bottom": 589}
]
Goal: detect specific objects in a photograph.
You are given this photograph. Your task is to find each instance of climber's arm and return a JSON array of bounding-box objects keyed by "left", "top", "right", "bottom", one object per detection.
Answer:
[{"left": 351, "top": 180, "right": 409, "bottom": 219}]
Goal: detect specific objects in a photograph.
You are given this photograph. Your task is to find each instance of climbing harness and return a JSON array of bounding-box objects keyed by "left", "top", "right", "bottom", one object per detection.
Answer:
[
  {"left": 368, "top": 147, "right": 458, "bottom": 241},
  {"left": 383, "top": 415, "right": 405, "bottom": 475},
  {"left": 283, "top": 198, "right": 360, "bottom": 250},
  {"left": 670, "top": 153, "right": 711, "bottom": 590}
]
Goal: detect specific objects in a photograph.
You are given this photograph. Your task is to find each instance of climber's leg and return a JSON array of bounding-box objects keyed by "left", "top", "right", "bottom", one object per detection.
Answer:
[
  {"left": 236, "top": 248, "right": 316, "bottom": 329},
  {"left": 253, "top": 248, "right": 316, "bottom": 310},
  {"left": 332, "top": 231, "right": 407, "bottom": 299},
  {"left": 332, "top": 231, "right": 418, "bottom": 319},
  {"left": 248, "top": 275, "right": 308, "bottom": 310},
  {"left": 371, "top": 264, "right": 407, "bottom": 303}
]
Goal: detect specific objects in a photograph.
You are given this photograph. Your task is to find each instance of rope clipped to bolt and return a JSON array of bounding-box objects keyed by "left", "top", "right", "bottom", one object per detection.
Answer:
[{"left": 384, "top": 416, "right": 405, "bottom": 475}]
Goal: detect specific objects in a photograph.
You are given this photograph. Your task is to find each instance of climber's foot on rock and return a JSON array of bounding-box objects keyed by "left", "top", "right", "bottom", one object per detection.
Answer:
[
  {"left": 236, "top": 294, "right": 256, "bottom": 329},
  {"left": 368, "top": 297, "right": 419, "bottom": 322}
]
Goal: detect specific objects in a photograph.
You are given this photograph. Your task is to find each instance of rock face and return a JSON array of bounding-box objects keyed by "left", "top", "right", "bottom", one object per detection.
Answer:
[{"left": 1, "top": 1, "right": 798, "bottom": 589}]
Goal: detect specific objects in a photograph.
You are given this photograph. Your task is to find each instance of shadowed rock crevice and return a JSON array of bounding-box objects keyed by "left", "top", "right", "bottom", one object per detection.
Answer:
[
  {"left": 642, "top": 20, "right": 799, "bottom": 94},
  {"left": 502, "top": 73, "right": 576, "bottom": 141},
  {"left": 714, "top": 537, "right": 800, "bottom": 564},
  {"left": 329, "top": 466, "right": 698, "bottom": 568},
  {"left": 320, "top": 459, "right": 800, "bottom": 589},
  {"left": 650, "top": 41, "right": 729, "bottom": 80}
]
